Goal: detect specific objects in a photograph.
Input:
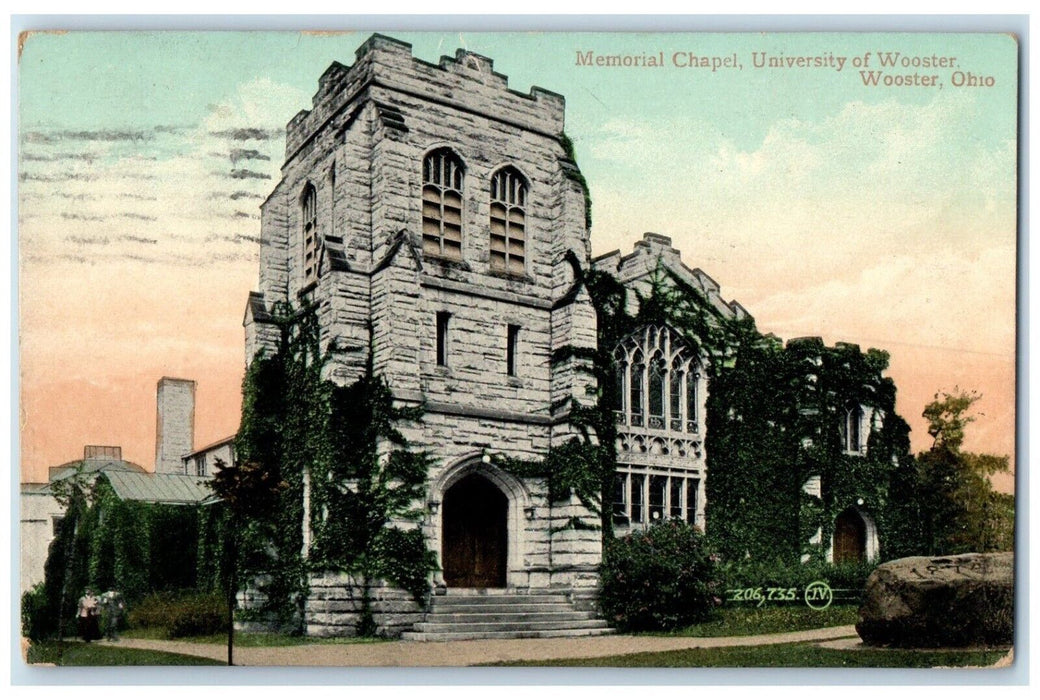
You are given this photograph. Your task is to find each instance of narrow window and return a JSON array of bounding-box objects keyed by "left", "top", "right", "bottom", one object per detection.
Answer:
[
  {"left": 436, "top": 312, "right": 451, "bottom": 367},
  {"left": 506, "top": 324, "right": 520, "bottom": 376},
  {"left": 195, "top": 455, "right": 206, "bottom": 477},
  {"left": 686, "top": 372, "right": 699, "bottom": 432},
  {"left": 648, "top": 354, "right": 665, "bottom": 428},
  {"left": 630, "top": 350, "right": 644, "bottom": 427},
  {"left": 670, "top": 477, "right": 684, "bottom": 519},
  {"left": 649, "top": 475, "right": 667, "bottom": 522},
  {"left": 630, "top": 474, "right": 644, "bottom": 524},
  {"left": 301, "top": 183, "right": 318, "bottom": 283},
  {"left": 670, "top": 365, "right": 684, "bottom": 431},
  {"left": 490, "top": 167, "right": 527, "bottom": 275},
  {"left": 847, "top": 406, "right": 863, "bottom": 452},
  {"left": 686, "top": 480, "right": 699, "bottom": 524},
  {"left": 612, "top": 472, "right": 629, "bottom": 525},
  {"left": 52, "top": 516, "right": 64, "bottom": 537},
  {"left": 422, "top": 149, "right": 464, "bottom": 259}
]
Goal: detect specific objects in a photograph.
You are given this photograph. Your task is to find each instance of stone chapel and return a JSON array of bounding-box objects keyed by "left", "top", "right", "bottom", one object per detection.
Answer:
[{"left": 242, "top": 34, "right": 885, "bottom": 638}]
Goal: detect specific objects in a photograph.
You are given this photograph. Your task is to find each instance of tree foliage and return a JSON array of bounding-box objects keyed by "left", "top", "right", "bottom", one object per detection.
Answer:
[{"left": 915, "top": 390, "right": 1014, "bottom": 554}]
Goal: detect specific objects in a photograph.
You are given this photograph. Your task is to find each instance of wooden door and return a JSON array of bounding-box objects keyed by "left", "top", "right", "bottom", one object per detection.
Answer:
[
  {"left": 442, "top": 474, "right": 507, "bottom": 588},
  {"left": 833, "top": 508, "right": 866, "bottom": 563}
]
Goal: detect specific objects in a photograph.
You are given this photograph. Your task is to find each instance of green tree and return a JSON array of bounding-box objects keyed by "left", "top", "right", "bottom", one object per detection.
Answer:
[{"left": 917, "top": 390, "right": 1014, "bottom": 554}]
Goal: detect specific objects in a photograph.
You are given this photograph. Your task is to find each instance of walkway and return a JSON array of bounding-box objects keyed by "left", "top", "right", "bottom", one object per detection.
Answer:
[{"left": 101, "top": 625, "right": 858, "bottom": 667}]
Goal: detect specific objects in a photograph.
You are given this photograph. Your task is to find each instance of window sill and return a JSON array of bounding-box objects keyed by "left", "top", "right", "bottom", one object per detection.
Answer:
[
  {"left": 488, "top": 269, "right": 533, "bottom": 284},
  {"left": 424, "top": 254, "right": 471, "bottom": 271}
]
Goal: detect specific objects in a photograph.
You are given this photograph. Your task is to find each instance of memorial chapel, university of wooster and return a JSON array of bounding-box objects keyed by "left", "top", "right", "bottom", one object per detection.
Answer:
[{"left": 243, "top": 35, "right": 886, "bottom": 638}]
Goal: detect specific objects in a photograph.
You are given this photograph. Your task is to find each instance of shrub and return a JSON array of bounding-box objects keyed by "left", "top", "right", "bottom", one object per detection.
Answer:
[
  {"left": 600, "top": 520, "right": 722, "bottom": 632},
  {"left": 21, "top": 583, "right": 52, "bottom": 642},
  {"left": 128, "top": 591, "right": 227, "bottom": 639}
]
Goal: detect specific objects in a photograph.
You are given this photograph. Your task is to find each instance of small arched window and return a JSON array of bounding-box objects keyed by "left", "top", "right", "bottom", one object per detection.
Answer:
[
  {"left": 301, "top": 183, "right": 318, "bottom": 283},
  {"left": 845, "top": 405, "right": 864, "bottom": 453},
  {"left": 422, "top": 149, "right": 464, "bottom": 259},
  {"left": 490, "top": 167, "right": 527, "bottom": 275}
]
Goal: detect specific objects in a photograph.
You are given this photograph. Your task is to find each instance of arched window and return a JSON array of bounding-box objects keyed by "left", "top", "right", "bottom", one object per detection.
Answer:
[
  {"left": 613, "top": 347, "right": 627, "bottom": 415},
  {"left": 648, "top": 353, "right": 666, "bottom": 429},
  {"left": 301, "top": 183, "right": 318, "bottom": 283},
  {"left": 686, "top": 372, "right": 699, "bottom": 432},
  {"left": 490, "top": 167, "right": 527, "bottom": 275},
  {"left": 422, "top": 149, "right": 464, "bottom": 259},
  {"left": 630, "top": 349, "right": 644, "bottom": 427},
  {"left": 612, "top": 326, "right": 702, "bottom": 434},
  {"left": 845, "top": 405, "right": 864, "bottom": 453},
  {"left": 669, "top": 360, "right": 684, "bottom": 431}
]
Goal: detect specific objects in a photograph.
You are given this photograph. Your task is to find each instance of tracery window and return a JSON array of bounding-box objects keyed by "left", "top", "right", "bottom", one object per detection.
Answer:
[
  {"left": 301, "top": 183, "right": 318, "bottom": 283},
  {"left": 490, "top": 167, "right": 528, "bottom": 275},
  {"left": 422, "top": 149, "right": 464, "bottom": 259},
  {"left": 612, "top": 326, "right": 702, "bottom": 434}
]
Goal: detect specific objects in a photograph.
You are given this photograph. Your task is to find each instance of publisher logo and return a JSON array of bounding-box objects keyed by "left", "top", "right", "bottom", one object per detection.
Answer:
[{"left": 804, "top": 580, "right": 833, "bottom": 610}]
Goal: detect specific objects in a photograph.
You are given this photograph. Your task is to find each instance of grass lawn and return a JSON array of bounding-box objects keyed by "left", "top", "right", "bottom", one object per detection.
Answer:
[
  {"left": 122, "top": 628, "right": 387, "bottom": 646},
  {"left": 25, "top": 641, "right": 221, "bottom": 666},
  {"left": 492, "top": 641, "right": 1009, "bottom": 668},
  {"left": 653, "top": 605, "right": 859, "bottom": 637}
]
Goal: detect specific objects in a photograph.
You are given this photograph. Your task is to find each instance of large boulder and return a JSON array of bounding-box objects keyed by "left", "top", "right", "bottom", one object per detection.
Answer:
[{"left": 856, "top": 552, "right": 1013, "bottom": 647}]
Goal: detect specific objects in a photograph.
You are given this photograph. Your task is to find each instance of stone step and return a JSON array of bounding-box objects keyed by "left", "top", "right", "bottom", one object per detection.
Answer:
[
  {"left": 424, "top": 610, "right": 600, "bottom": 624},
  {"left": 430, "top": 594, "right": 572, "bottom": 606},
  {"left": 413, "top": 618, "right": 609, "bottom": 634},
  {"left": 400, "top": 627, "right": 614, "bottom": 642},
  {"left": 428, "top": 603, "right": 580, "bottom": 615}
]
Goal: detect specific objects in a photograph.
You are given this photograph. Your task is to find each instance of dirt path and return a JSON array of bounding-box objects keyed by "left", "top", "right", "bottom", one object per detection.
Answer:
[{"left": 101, "top": 625, "right": 858, "bottom": 667}]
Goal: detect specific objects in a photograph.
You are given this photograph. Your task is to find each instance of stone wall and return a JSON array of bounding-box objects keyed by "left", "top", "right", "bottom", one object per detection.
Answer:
[{"left": 306, "top": 572, "right": 424, "bottom": 638}]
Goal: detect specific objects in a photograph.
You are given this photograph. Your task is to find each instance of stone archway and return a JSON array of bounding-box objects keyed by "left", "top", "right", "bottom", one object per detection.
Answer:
[
  {"left": 833, "top": 507, "right": 867, "bottom": 563},
  {"left": 831, "top": 506, "right": 879, "bottom": 563},
  {"left": 441, "top": 473, "right": 508, "bottom": 588},
  {"left": 432, "top": 458, "right": 531, "bottom": 589}
]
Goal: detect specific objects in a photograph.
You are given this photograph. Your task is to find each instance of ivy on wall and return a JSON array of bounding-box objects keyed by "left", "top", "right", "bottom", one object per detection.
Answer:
[
  {"left": 230, "top": 303, "right": 438, "bottom": 634},
  {"left": 550, "top": 258, "right": 917, "bottom": 565}
]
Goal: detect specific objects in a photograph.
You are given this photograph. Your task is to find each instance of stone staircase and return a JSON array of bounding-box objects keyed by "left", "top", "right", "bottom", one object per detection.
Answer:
[{"left": 400, "top": 589, "right": 614, "bottom": 641}]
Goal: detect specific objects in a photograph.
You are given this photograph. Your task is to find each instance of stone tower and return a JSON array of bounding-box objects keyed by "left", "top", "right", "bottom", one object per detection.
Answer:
[{"left": 245, "top": 35, "right": 601, "bottom": 635}]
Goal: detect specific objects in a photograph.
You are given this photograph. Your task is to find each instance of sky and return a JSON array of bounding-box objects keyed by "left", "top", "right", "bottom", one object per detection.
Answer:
[{"left": 17, "top": 31, "right": 1018, "bottom": 491}]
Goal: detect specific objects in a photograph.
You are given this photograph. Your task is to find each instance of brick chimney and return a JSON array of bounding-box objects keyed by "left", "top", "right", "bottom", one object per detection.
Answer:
[{"left": 155, "top": 377, "right": 196, "bottom": 474}]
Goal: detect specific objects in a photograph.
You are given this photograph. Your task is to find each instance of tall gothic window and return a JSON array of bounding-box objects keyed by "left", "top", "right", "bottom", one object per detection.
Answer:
[
  {"left": 612, "top": 326, "right": 702, "bottom": 434},
  {"left": 648, "top": 353, "right": 666, "bottom": 429},
  {"left": 629, "top": 348, "right": 645, "bottom": 427},
  {"left": 301, "top": 183, "right": 318, "bottom": 283},
  {"left": 490, "top": 167, "right": 527, "bottom": 275},
  {"left": 422, "top": 149, "right": 464, "bottom": 259}
]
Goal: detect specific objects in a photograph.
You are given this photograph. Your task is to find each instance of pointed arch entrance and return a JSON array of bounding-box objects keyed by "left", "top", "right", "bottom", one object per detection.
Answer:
[
  {"left": 442, "top": 473, "right": 508, "bottom": 588},
  {"left": 831, "top": 506, "right": 879, "bottom": 563}
]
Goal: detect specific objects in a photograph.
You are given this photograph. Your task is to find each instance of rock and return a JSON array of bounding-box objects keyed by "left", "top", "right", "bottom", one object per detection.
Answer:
[{"left": 856, "top": 552, "right": 1013, "bottom": 647}]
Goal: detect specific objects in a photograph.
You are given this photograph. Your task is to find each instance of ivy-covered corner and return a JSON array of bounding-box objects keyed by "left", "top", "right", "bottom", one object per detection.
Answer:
[{"left": 228, "top": 303, "right": 439, "bottom": 638}]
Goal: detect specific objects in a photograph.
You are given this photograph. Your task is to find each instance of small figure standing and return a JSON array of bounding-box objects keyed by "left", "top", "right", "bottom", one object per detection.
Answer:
[
  {"left": 77, "top": 589, "right": 101, "bottom": 642},
  {"left": 99, "top": 590, "right": 125, "bottom": 641}
]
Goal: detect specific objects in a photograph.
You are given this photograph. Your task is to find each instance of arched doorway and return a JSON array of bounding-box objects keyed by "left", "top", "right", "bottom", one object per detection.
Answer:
[
  {"left": 833, "top": 507, "right": 867, "bottom": 563},
  {"left": 442, "top": 473, "right": 508, "bottom": 588}
]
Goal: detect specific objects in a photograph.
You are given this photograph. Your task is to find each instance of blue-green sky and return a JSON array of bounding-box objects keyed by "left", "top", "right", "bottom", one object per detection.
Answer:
[{"left": 17, "top": 31, "right": 1018, "bottom": 485}]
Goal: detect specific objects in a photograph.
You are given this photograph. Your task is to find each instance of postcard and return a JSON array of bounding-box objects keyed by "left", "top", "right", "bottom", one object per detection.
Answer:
[{"left": 17, "top": 28, "right": 1018, "bottom": 672}]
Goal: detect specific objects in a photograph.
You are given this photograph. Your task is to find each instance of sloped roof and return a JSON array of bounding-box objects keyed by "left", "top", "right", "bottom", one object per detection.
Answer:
[
  {"left": 48, "top": 458, "right": 147, "bottom": 484},
  {"left": 103, "top": 471, "right": 213, "bottom": 505}
]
